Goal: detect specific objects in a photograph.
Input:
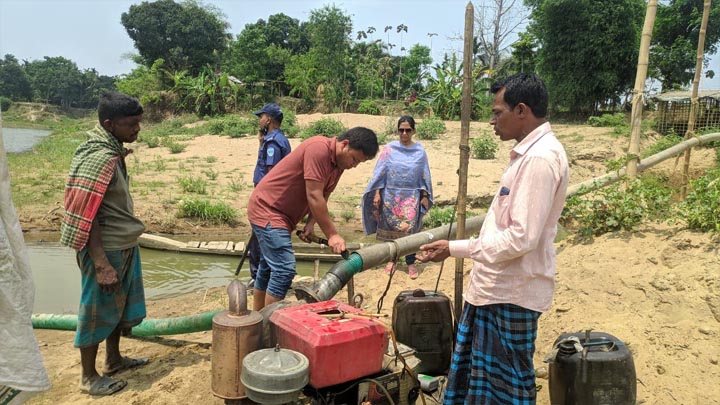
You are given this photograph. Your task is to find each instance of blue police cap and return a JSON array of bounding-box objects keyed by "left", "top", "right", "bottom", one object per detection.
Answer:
[{"left": 253, "top": 103, "right": 283, "bottom": 123}]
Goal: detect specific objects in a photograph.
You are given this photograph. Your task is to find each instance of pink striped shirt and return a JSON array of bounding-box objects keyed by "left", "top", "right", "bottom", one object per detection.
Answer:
[{"left": 449, "top": 122, "right": 569, "bottom": 312}]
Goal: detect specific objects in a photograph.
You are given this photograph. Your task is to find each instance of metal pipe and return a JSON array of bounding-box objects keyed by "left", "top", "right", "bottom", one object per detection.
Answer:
[{"left": 295, "top": 215, "right": 486, "bottom": 303}]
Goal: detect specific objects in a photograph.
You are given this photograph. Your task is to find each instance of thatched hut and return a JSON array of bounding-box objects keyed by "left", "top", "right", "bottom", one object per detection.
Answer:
[{"left": 652, "top": 90, "right": 720, "bottom": 135}]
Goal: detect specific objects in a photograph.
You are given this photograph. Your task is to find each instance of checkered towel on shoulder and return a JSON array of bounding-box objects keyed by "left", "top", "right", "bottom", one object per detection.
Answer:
[
  {"left": 443, "top": 303, "right": 540, "bottom": 405},
  {"left": 60, "top": 124, "right": 126, "bottom": 250}
]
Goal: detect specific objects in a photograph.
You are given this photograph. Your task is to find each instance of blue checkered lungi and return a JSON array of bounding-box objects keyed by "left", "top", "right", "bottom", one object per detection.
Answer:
[
  {"left": 74, "top": 246, "right": 146, "bottom": 348},
  {"left": 443, "top": 303, "right": 540, "bottom": 405}
]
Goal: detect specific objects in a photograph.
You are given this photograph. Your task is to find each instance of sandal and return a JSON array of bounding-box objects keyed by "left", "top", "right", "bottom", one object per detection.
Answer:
[
  {"left": 102, "top": 356, "right": 149, "bottom": 376},
  {"left": 408, "top": 264, "right": 419, "bottom": 279},
  {"left": 384, "top": 262, "right": 395, "bottom": 275},
  {"left": 80, "top": 375, "right": 127, "bottom": 396}
]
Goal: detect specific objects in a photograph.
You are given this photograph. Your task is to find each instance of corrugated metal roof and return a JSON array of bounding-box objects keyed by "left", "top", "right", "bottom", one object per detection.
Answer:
[{"left": 653, "top": 89, "right": 720, "bottom": 101}]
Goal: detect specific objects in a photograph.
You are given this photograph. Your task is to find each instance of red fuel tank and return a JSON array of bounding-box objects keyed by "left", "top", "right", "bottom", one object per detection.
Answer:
[{"left": 270, "top": 300, "right": 388, "bottom": 388}]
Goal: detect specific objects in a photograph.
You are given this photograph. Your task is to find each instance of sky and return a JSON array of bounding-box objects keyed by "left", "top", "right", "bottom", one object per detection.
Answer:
[{"left": 0, "top": 0, "right": 718, "bottom": 90}]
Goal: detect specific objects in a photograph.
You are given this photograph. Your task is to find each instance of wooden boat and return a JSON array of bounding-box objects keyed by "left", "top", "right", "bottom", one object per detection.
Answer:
[{"left": 138, "top": 233, "right": 371, "bottom": 262}]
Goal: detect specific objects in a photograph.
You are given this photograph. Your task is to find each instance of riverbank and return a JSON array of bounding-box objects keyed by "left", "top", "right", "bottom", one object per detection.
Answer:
[
  {"left": 28, "top": 222, "right": 720, "bottom": 404},
  {"left": 12, "top": 112, "right": 720, "bottom": 403}
]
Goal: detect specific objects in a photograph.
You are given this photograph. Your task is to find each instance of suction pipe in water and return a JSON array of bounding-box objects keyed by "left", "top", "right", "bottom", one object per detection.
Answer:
[{"left": 295, "top": 215, "right": 485, "bottom": 303}]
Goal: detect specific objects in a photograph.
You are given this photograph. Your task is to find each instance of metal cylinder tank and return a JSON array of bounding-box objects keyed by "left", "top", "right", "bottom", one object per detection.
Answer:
[{"left": 211, "top": 280, "right": 263, "bottom": 400}]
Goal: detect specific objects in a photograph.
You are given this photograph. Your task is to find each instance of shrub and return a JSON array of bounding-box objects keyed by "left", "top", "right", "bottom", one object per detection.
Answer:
[
  {"left": 0, "top": 96, "right": 12, "bottom": 112},
  {"left": 281, "top": 110, "right": 301, "bottom": 138},
  {"left": 587, "top": 112, "right": 628, "bottom": 127},
  {"left": 384, "top": 117, "right": 398, "bottom": 136},
  {"left": 416, "top": 117, "right": 446, "bottom": 140},
  {"left": 471, "top": 131, "right": 498, "bottom": 159},
  {"left": 642, "top": 133, "right": 683, "bottom": 158},
  {"left": 164, "top": 139, "right": 186, "bottom": 154},
  {"left": 561, "top": 176, "right": 672, "bottom": 237},
  {"left": 358, "top": 100, "right": 381, "bottom": 115},
  {"left": 144, "top": 136, "right": 160, "bottom": 148},
  {"left": 205, "top": 115, "right": 256, "bottom": 137},
  {"left": 177, "top": 198, "right": 238, "bottom": 225},
  {"left": 341, "top": 210, "right": 356, "bottom": 223},
  {"left": 677, "top": 168, "right": 720, "bottom": 232},
  {"left": 423, "top": 206, "right": 456, "bottom": 228},
  {"left": 152, "top": 156, "right": 166, "bottom": 171},
  {"left": 300, "top": 117, "right": 346, "bottom": 140},
  {"left": 178, "top": 176, "right": 207, "bottom": 194}
]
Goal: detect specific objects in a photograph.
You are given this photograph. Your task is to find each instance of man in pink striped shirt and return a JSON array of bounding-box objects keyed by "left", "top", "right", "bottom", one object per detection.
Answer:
[{"left": 419, "top": 73, "right": 569, "bottom": 404}]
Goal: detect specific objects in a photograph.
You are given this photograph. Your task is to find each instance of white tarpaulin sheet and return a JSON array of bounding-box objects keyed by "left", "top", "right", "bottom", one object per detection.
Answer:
[{"left": 0, "top": 117, "right": 51, "bottom": 397}]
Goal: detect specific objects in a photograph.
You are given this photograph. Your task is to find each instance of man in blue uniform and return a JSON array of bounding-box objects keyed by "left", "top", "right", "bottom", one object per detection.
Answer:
[{"left": 248, "top": 103, "right": 291, "bottom": 286}]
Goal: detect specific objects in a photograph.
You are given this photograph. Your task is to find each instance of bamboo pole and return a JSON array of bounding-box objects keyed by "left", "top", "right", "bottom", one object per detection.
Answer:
[
  {"left": 568, "top": 132, "right": 720, "bottom": 197},
  {"left": 680, "top": 0, "right": 712, "bottom": 199},
  {"left": 626, "top": 0, "right": 657, "bottom": 179},
  {"left": 454, "top": 2, "right": 474, "bottom": 322}
]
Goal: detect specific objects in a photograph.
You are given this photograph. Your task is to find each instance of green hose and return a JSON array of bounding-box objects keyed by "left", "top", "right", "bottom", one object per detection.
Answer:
[{"left": 31, "top": 310, "right": 223, "bottom": 336}]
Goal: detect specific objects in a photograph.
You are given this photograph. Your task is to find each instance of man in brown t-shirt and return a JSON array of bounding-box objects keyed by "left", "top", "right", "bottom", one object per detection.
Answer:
[{"left": 247, "top": 127, "right": 379, "bottom": 310}]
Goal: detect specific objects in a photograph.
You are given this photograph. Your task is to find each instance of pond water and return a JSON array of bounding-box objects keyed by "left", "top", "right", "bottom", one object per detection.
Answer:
[
  {"left": 2, "top": 127, "right": 52, "bottom": 153},
  {"left": 28, "top": 243, "right": 324, "bottom": 314}
]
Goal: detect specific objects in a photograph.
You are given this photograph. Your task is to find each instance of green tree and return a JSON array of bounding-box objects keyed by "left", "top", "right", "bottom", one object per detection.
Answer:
[
  {"left": 76, "top": 69, "right": 116, "bottom": 108},
  {"left": 503, "top": 31, "right": 539, "bottom": 75},
  {"left": 115, "top": 59, "right": 167, "bottom": 104},
  {"left": 400, "top": 45, "right": 432, "bottom": 94},
  {"left": 650, "top": 0, "right": 720, "bottom": 90},
  {"left": 284, "top": 52, "right": 320, "bottom": 102},
  {"left": 349, "top": 41, "right": 385, "bottom": 99},
  {"left": 172, "top": 66, "right": 239, "bottom": 116},
  {"left": 306, "top": 5, "right": 353, "bottom": 108},
  {"left": 530, "top": 0, "right": 645, "bottom": 113},
  {"left": 223, "top": 13, "right": 309, "bottom": 94},
  {"left": 0, "top": 54, "right": 32, "bottom": 101},
  {"left": 24, "top": 56, "right": 84, "bottom": 107},
  {"left": 121, "top": 0, "right": 230, "bottom": 75}
]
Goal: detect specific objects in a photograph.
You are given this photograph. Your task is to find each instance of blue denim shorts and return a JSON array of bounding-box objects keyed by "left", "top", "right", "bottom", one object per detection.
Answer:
[{"left": 251, "top": 223, "right": 296, "bottom": 299}]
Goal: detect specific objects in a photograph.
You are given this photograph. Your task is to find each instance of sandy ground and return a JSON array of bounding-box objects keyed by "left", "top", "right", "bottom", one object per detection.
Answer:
[{"left": 22, "top": 113, "right": 720, "bottom": 404}]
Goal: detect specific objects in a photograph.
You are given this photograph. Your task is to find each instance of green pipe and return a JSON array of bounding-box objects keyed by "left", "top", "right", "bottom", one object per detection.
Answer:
[{"left": 31, "top": 310, "right": 223, "bottom": 336}]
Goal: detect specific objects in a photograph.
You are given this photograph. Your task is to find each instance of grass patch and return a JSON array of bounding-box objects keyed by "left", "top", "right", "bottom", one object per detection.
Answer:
[
  {"left": 677, "top": 168, "right": 720, "bottom": 232},
  {"left": 642, "top": 132, "right": 683, "bottom": 158},
  {"left": 340, "top": 210, "right": 356, "bottom": 223},
  {"left": 178, "top": 176, "right": 208, "bottom": 194},
  {"left": 423, "top": 206, "right": 478, "bottom": 228},
  {"left": 7, "top": 131, "right": 86, "bottom": 207},
  {"left": 177, "top": 198, "right": 238, "bottom": 225},
  {"left": 561, "top": 175, "right": 673, "bottom": 237},
  {"left": 203, "top": 168, "right": 219, "bottom": 180},
  {"left": 228, "top": 176, "right": 247, "bottom": 193}
]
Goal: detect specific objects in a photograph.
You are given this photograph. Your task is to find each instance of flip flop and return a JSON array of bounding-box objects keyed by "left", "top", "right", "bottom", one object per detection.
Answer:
[
  {"left": 103, "top": 356, "right": 149, "bottom": 376},
  {"left": 80, "top": 375, "right": 127, "bottom": 396},
  {"left": 408, "top": 264, "right": 419, "bottom": 279}
]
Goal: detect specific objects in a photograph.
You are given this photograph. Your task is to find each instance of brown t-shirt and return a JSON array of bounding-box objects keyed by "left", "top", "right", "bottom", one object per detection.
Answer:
[{"left": 247, "top": 136, "right": 343, "bottom": 231}]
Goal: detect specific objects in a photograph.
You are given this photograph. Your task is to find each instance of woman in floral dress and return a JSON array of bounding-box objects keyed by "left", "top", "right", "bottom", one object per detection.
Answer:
[{"left": 362, "top": 116, "right": 433, "bottom": 279}]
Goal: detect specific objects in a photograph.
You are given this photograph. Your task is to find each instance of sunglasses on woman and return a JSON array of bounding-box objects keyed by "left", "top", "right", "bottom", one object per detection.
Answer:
[{"left": 398, "top": 128, "right": 413, "bottom": 133}]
